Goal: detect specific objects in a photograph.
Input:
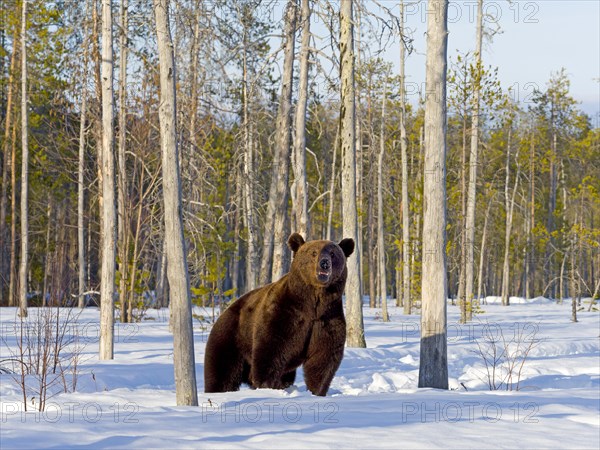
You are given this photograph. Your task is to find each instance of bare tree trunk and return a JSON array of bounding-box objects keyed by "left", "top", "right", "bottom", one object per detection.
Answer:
[
  {"left": 418, "top": 0, "right": 449, "bottom": 390},
  {"left": 546, "top": 130, "right": 558, "bottom": 298},
  {"left": 326, "top": 125, "right": 339, "bottom": 241},
  {"left": 156, "top": 239, "right": 168, "bottom": 308},
  {"left": 400, "top": 1, "right": 411, "bottom": 315},
  {"left": 117, "top": 0, "right": 129, "bottom": 322},
  {"left": 18, "top": 0, "right": 29, "bottom": 318},
  {"left": 569, "top": 234, "right": 578, "bottom": 322},
  {"left": 0, "top": 24, "right": 19, "bottom": 305},
  {"left": 501, "top": 126, "right": 520, "bottom": 306},
  {"left": 377, "top": 78, "right": 389, "bottom": 321},
  {"left": 42, "top": 196, "right": 53, "bottom": 307},
  {"left": 292, "top": 0, "right": 310, "bottom": 238},
  {"left": 77, "top": 0, "right": 92, "bottom": 309},
  {"left": 463, "top": 0, "right": 483, "bottom": 322},
  {"left": 153, "top": 0, "right": 198, "bottom": 406},
  {"left": 242, "top": 31, "right": 258, "bottom": 293},
  {"left": 270, "top": 0, "right": 297, "bottom": 281},
  {"left": 8, "top": 95, "right": 17, "bottom": 307},
  {"left": 99, "top": 0, "right": 116, "bottom": 360},
  {"left": 476, "top": 197, "right": 493, "bottom": 305},
  {"left": 354, "top": 5, "right": 364, "bottom": 284},
  {"left": 529, "top": 132, "right": 536, "bottom": 297},
  {"left": 340, "top": 0, "right": 366, "bottom": 348}
]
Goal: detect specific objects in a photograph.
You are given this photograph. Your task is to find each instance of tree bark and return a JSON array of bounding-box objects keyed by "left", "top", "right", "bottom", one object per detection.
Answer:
[
  {"left": 463, "top": 0, "right": 483, "bottom": 322},
  {"left": 8, "top": 100, "right": 17, "bottom": 307},
  {"left": 270, "top": 0, "right": 297, "bottom": 281},
  {"left": 501, "top": 125, "right": 520, "bottom": 306},
  {"left": 99, "top": 0, "right": 116, "bottom": 360},
  {"left": 418, "top": 0, "right": 449, "bottom": 390},
  {"left": 476, "top": 196, "right": 493, "bottom": 304},
  {"left": 340, "top": 0, "right": 366, "bottom": 348},
  {"left": 0, "top": 23, "right": 19, "bottom": 305},
  {"left": 292, "top": 0, "right": 310, "bottom": 238},
  {"left": 117, "top": 0, "right": 130, "bottom": 322},
  {"left": 241, "top": 28, "right": 258, "bottom": 293},
  {"left": 399, "top": 1, "right": 411, "bottom": 315},
  {"left": 377, "top": 78, "right": 389, "bottom": 321},
  {"left": 153, "top": 0, "right": 199, "bottom": 406},
  {"left": 77, "top": 0, "right": 92, "bottom": 309},
  {"left": 326, "top": 124, "right": 339, "bottom": 241},
  {"left": 18, "top": 0, "right": 29, "bottom": 318}
]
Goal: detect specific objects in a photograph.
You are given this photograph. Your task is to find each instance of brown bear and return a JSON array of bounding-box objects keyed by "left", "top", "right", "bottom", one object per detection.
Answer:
[{"left": 204, "top": 233, "right": 354, "bottom": 396}]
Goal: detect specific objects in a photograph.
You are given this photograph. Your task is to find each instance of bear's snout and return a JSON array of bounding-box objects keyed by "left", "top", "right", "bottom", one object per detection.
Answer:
[{"left": 317, "top": 256, "right": 332, "bottom": 283}]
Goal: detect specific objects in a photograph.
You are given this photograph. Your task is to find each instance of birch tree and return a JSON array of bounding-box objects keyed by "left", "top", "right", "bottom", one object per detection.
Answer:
[
  {"left": 153, "top": 0, "right": 199, "bottom": 406},
  {"left": 418, "top": 0, "right": 449, "bottom": 390},
  {"left": 501, "top": 116, "right": 520, "bottom": 306},
  {"left": 117, "top": 0, "right": 130, "bottom": 322},
  {"left": 18, "top": 0, "right": 29, "bottom": 318},
  {"left": 399, "top": 0, "right": 411, "bottom": 315},
  {"left": 269, "top": 0, "right": 297, "bottom": 281},
  {"left": 377, "top": 76, "right": 389, "bottom": 322},
  {"left": 340, "top": 0, "right": 366, "bottom": 348},
  {"left": 291, "top": 0, "right": 310, "bottom": 238},
  {"left": 99, "top": 0, "right": 116, "bottom": 360},
  {"left": 463, "top": 0, "right": 483, "bottom": 322},
  {"left": 0, "top": 20, "right": 19, "bottom": 305},
  {"left": 77, "top": 0, "right": 92, "bottom": 308}
]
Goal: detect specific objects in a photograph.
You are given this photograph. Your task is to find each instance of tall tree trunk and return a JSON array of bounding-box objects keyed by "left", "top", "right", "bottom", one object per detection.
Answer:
[
  {"left": 117, "top": 0, "right": 129, "bottom": 322},
  {"left": 270, "top": 0, "right": 297, "bottom": 281},
  {"left": 42, "top": 196, "right": 54, "bottom": 307},
  {"left": 377, "top": 78, "right": 389, "bottom": 322},
  {"left": 400, "top": 0, "right": 411, "bottom": 315},
  {"left": 99, "top": 0, "right": 116, "bottom": 360},
  {"left": 8, "top": 113, "right": 16, "bottom": 307},
  {"left": 156, "top": 239, "right": 168, "bottom": 308},
  {"left": 501, "top": 126, "right": 520, "bottom": 306},
  {"left": 354, "top": 5, "right": 363, "bottom": 284},
  {"left": 292, "top": 0, "right": 310, "bottom": 238},
  {"left": 366, "top": 75, "right": 376, "bottom": 308},
  {"left": 340, "top": 0, "right": 365, "bottom": 348},
  {"left": 77, "top": 0, "right": 92, "bottom": 309},
  {"left": 241, "top": 31, "right": 258, "bottom": 293},
  {"left": 326, "top": 125, "right": 339, "bottom": 241},
  {"left": 476, "top": 197, "right": 493, "bottom": 304},
  {"left": 525, "top": 130, "right": 535, "bottom": 299},
  {"left": 18, "top": 0, "right": 29, "bottom": 318},
  {"left": 569, "top": 232, "right": 578, "bottom": 322},
  {"left": 418, "top": 0, "right": 449, "bottom": 390},
  {"left": 463, "top": 0, "right": 483, "bottom": 322},
  {"left": 546, "top": 129, "right": 558, "bottom": 298},
  {"left": 153, "top": 0, "right": 198, "bottom": 407},
  {"left": 0, "top": 23, "right": 19, "bottom": 305}
]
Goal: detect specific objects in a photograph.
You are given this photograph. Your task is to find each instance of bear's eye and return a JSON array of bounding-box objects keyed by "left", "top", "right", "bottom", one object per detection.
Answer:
[
  {"left": 312, "top": 251, "right": 318, "bottom": 257},
  {"left": 330, "top": 251, "right": 335, "bottom": 258}
]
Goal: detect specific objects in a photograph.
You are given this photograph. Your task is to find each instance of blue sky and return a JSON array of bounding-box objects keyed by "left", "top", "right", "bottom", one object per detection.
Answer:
[
  {"left": 295, "top": 1, "right": 600, "bottom": 124},
  {"left": 378, "top": 0, "right": 600, "bottom": 122}
]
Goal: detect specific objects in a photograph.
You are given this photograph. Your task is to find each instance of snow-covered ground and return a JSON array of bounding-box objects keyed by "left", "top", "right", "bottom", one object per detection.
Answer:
[{"left": 1, "top": 299, "right": 599, "bottom": 449}]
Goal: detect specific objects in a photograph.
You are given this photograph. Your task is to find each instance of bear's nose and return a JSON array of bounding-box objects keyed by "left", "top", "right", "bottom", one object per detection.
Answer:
[{"left": 320, "top": 259, "right": 330, "bottom": 270}]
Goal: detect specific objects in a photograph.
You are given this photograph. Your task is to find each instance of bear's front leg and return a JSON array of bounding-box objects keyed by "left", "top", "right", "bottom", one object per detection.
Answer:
[
  {"left": 249, "top": 342, "right": 288, "bottom": 389},
  {"left": 303, "top": 315, "right": 346, "bottom": 396}
]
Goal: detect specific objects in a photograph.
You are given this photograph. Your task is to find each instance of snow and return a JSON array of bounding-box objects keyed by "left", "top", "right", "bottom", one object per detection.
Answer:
[{"left": 1, "top": 299, "right": 599, "bottom": 449}]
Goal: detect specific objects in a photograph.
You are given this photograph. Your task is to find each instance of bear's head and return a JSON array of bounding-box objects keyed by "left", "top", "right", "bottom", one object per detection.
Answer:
[{"left": 287, "top": 233, "right": 355, "bottom": 287}]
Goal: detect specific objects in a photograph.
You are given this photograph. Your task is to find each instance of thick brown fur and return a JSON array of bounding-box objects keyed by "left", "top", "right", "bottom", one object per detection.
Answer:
[{"left": 204, "top": 233, "right": 354, "bottom": 396}]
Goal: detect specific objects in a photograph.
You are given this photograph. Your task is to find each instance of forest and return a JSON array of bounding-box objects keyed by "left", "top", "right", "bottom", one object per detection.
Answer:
[{"left": 0, "top": 0, "right": 598, "bottom": 325}]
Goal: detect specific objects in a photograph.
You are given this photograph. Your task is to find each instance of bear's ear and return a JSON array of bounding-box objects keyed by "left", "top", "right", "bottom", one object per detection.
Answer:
[
  {"left": 338, "top": 238, "right": 355, "bottom": 258},
  {"left": 288, "top": 233, "right": 305, "bottom": 254}
]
